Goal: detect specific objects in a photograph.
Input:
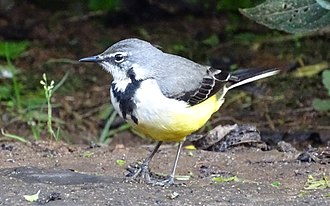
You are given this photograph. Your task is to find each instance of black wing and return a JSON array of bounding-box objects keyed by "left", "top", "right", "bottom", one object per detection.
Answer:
[{"left": 175, "top": 67, "right": 239, "bottom": 106}]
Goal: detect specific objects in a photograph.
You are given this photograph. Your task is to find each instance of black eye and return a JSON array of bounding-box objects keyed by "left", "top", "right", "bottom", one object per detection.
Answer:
[{"left": 114, "top": 53, "right": 124, "bottom": 63}]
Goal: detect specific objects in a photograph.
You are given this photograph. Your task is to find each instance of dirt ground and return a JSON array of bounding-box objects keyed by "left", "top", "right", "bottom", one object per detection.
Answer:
[
  {"left": 0, "top": 141, "right": 329, "bottom": 206},
  {"left": 0, "top": 2, "right": 330, "bottom": 206}
]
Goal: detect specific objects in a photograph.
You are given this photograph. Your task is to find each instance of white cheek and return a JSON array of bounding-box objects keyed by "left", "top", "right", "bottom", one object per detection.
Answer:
[
  {"left": 131, "top": 63, "right": 148, "bottom": 80},
  {"left": 100, "top": 62, "right": 127, "bottom": 81},
  {"left": 100, "top": 62, "right": 114, "bottom": 73}
]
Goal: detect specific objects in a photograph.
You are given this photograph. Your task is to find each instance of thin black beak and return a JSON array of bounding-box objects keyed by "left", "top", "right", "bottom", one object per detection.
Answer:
[{"left": 79, "top": 55, "right": 101, "bottom": 63}]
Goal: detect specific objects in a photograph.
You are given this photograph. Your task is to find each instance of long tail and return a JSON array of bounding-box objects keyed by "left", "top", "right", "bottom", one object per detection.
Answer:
[
  {"left": 220, "top": 68, "right": 280, "bottom": 98},
  {"left": 227, "top": 68, "right": 280, "bottom": 90}
]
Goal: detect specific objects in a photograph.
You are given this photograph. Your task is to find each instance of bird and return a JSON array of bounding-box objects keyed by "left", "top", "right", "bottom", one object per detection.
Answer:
[{"left": 79, "top": 38, "right": 279, "bottom": 186}]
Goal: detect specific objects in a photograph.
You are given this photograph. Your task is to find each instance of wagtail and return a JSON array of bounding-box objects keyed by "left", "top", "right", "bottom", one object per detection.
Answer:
[{"left": 79, "top": 38, "right": 279, "bottom": 186}]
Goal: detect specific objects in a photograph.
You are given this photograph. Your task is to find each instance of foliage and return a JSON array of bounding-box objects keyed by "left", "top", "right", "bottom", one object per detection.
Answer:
[
  {"left": 240, "top": 0, "right": 330, "bottom": 33},
  {"left": 1, "top": 71, "right": 67, "bottom": 142},
  {"left": 40, "top": 73, "right": 61, "bottom": 141},
  {"left": 216, "top": 0, "right": 263, "bottom": 11},
  {"left": 313, "top": 70, "right": 330, "bottom": 111},
  {"left": 116, "top": 159, "right": 126, "bottom": 167},
  {"left": 98, "top": 106, "right": 131, "bottom": 144},
  {"left": 88, "top": 0, "right": 122, "bottom": 11},
  {"left": 23, "top": 190, "right": 40, "bottom": 202},
  {"left": 212, "top": 175, "right": 239, "bottom": 183},
  {"left": 0, "top": 41, "right": 30, "bottom": 60},
  {"left": 1, "top": 129, "right": 29, "bottom": 143},
  {"left": 0, "top": 42, "right": 29, "bottom": 111},
  {"left": 304, "top": 174, "right": 330, "bottom": 190},
  {"left": 238, "top": 1, "right": 330, "bottom": 112},
  {"left": 0, "top": 41, "right": 68, "bottom": 142},
  {"left": 202, "top": 34, "right": 219, "bottom": 46},
  {"left": 271, "top": 181, "right": 282, "bottom": 187},
  {"left": 83, "top": 151, "right": 94, "bottom": 158}
]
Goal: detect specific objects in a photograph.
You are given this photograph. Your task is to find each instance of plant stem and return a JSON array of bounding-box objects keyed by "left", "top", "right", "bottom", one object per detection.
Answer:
[
  {"left": 12, "top": 73, "right": 22, "bottom": 110},
  {"left": 46, "top": 89, "right": 56, "bottom": 140}
]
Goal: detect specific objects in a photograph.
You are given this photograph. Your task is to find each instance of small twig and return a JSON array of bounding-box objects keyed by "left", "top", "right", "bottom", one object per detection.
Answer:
[
  {"left": 80, "top": 103, "right": 109, "bottom": 118},
  {"left": 264, "top": 112, "right": 276, "bottom": 131},
  {"left": 68, "top": 10, "right": 107, "bottom": 23},
  {"left": 44, "top": 58, "right": 79, "bottom": 65}
]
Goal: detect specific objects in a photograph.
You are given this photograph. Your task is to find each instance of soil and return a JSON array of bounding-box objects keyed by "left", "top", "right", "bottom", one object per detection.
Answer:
[
  {"left": 0, "top": 2, "right": 330, "bottom": 206},
  {"left": 0, "top": 141, "right": 329, "bottom": 206}
]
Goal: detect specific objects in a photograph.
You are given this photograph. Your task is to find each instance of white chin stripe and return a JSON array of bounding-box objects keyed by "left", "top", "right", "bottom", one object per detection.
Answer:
[{"left": 112, "top": 79, "right": 132, "bottom": 92}]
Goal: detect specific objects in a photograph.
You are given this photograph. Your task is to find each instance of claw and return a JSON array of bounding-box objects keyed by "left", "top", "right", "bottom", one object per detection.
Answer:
[
  {"left": 126, "top": 162, "right": 150, "bottom": 179},
  {"left": 126, "top": 163, "right": 175, "bottom": 186},
  {"left": 125, "top": 141, "right": 184, "bottom": 186},
  {"left": 148, "top": 176, "right": 175, "bottom": 186}
]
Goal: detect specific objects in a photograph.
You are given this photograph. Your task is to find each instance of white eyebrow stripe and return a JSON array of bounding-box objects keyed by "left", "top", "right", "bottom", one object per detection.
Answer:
[{"left": 106, "top": 52, "right": 128, "bottom": 58}]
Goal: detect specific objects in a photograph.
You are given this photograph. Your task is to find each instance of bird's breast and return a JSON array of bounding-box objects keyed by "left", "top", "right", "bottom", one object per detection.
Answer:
[{"left": 111, "top": 79, "right": 223, "bottom": 142}]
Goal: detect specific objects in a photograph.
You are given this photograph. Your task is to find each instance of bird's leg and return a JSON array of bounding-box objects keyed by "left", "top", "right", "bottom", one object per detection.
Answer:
[
  {"left": 149, "top": 141, "right": 184, "bottom": 186},
  {"left": 127, "top": 141, "right": 163, "bottom": 180}
]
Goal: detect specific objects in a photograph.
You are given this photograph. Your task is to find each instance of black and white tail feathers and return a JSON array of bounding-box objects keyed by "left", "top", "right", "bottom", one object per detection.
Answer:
[
  {"left": 226, "top": 68, "right": 280, "bottom": 91},
  {"left": 186, "top": 68, "right": 279, "bottom": 106}
]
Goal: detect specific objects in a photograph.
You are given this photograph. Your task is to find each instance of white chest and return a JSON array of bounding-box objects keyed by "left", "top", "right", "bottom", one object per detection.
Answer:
[{"left": 110, "top": 79, "right": 188, "bottom": 126}]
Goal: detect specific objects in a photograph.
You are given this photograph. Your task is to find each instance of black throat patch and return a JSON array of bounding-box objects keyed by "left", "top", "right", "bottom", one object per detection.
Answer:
[{"left": 111, "top": 68, "right": 141, "bottom": 124}]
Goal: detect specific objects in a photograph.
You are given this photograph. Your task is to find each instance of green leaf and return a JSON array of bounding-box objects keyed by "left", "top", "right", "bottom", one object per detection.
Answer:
[
  {"left": 83, "top": 151, "right": 94, "bottom": 158},
  {"left": 313, "top": 98, "right": 330, "bottom": 111},
  {"left": 23, "top": 190, "right": 40, "bottom": 202},
  {"left": 322, "top": 70, "right": 330, "bottom": 95},
  {"left": 184, "top": 145, "right": 196, "bottom": 150},
  {"left": 212, "top": 175, "right": 239, "bottom": 183},
  {"left": 304, "top": 174, "right": 330, "bottom": 190},
  {"left": 202, "top": 34, "right": 219, "bottom": 46},
  {"left": 240, "top": 0, "right": 330, "bottom": 33},
  {"left": 171, "top": 44, "right": 187, "bottom": 54},
  {"left": 271, "top": 181, "right": 282, "bottom": 187},
  {"left": 0, "top": 84, "right": 12, "bottom": 100},
  {"left": 116, "top": 159, "right": 126, "bottom": 166},
  {"left": 0, "top": 41, "right": 30, "bottom": 60},
  {"left": 292, "top": 62, "right": 329, "bottom": 78}
]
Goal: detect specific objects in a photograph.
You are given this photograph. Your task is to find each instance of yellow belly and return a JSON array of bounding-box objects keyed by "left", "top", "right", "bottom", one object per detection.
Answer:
[{"left": 133, "top": 94, "right": 223, "bottom": 142}]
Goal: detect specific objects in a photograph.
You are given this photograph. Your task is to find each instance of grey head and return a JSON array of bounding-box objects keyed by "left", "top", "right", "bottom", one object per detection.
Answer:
[
  {"left": 80, "top": 38, "right": 208, "bottom": 98},
  {"left": 79, "top": 38, "right": 164, "bottom": 82}
]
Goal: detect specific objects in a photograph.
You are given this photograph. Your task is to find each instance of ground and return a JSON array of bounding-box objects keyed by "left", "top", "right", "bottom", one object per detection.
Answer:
[
  {"left": 0, "top": 2, "right": 329, "bottom": 206},
  {"left": 0, "top": 141, "right": 329, "bottom": 205}
]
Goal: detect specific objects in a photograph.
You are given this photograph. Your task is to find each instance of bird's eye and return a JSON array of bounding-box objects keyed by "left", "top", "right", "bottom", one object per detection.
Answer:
[{"left": 114, "top": 53, "right": 124, "bottom": 63}]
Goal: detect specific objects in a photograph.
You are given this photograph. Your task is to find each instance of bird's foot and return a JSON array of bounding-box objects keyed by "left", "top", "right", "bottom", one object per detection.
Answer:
[
  {"left": 126, "top": 162, "right": 152, "bottom": 182},
  {"left": 147, "top": 175, "right": 175, "bottom": 187},
  {"left": 126, "top": 163, "right": 175, "bottom": 186}
]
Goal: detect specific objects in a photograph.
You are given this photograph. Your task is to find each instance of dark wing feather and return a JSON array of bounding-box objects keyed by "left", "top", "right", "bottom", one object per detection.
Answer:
[
  {"left": 175, "top": 67, "right": 237, "bottom": 106},
  {"left": 169, "top": 67, "right": 278, "bottom": 106}
]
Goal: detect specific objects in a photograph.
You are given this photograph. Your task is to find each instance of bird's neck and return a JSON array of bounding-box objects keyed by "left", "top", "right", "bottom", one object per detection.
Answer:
[
  {"left": 111, "top": 78, "right": 142, "bottom": 124},
  {"left": 112, "top": 79, "right": 132, "bottom": 92}
]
